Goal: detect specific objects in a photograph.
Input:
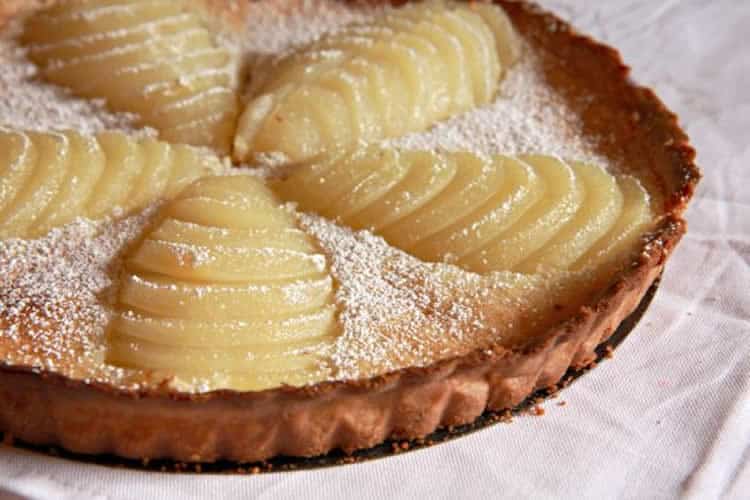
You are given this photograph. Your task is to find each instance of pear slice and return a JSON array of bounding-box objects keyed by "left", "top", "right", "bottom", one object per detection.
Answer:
[
  {"left": 382, "top": 152, "right": 504, "bottom": 250},
  {"left": 233, "top": 1, "right": 518, "bottom": 163},
  {"left": 0, "top": 128, "right": 221, "bottom": 239},
  {"left": 272, "top": 148, "right": 639, "bottom": 276},
  {"left": 22, "top": 0, "right": 239, "bottom": 152},
  {"left": 0, "top": 132, "right": 70, "bottom": 238},
  {"left": 462, "top": 155, "right": 585, "bottom": 273},
  {"left": 572, "top": 175, "right": 654, "bottom": 280},
  {"left": 109, "top": 174, "right": 339, "bottom": 391},
  {"left": 0, "top": 130, "right": 37, "bottom": 215},
  {"left": 516, "top": 162, "right": 624, "bottom": 273},
  {"left": 411, "top": 156, "right": 542, "bottom": 263}
]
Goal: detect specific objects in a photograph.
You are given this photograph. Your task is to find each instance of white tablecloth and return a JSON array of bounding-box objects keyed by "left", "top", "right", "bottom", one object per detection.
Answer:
[{"left": 1, "top": 1, "right": 748, "bottom": 499}]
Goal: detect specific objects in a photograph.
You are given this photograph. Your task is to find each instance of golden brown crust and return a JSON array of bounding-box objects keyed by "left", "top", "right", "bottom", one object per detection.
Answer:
[{"left": 0, "top": 0, "right": 701, "bottom": 462}]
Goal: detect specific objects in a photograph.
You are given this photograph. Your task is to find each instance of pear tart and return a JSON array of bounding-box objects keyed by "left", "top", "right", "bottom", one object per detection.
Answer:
[{"left": 0, "top": 0, "right": 699, "bottom": 463}]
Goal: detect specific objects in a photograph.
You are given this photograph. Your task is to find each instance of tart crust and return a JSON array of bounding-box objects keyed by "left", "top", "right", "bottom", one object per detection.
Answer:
[{"left": 0, "top": 0, "right": 700, "bottom": 462}]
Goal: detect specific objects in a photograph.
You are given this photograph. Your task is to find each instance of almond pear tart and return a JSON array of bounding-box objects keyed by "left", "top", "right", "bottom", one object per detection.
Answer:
[{"left": 0, "top": 0, "right": 700, "bottom": 463}]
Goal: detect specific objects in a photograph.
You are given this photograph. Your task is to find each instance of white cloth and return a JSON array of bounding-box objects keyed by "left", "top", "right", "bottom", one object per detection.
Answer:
[{"left": 1, "top": 1, "right": 748, "bottom": 499}]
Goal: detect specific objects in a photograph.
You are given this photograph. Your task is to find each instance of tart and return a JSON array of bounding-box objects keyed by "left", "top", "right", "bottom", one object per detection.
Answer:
[{"left": 0, "top": 0, "right": 699, "bottom": 463}]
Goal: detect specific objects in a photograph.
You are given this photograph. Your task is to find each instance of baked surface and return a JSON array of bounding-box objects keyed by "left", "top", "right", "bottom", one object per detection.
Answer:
[{"left": 0, "top": 0, "right": 699, "bottom": 462}]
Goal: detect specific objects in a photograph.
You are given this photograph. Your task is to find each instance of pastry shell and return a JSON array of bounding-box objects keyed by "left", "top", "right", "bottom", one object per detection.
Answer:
[{"left": 0, "top": 0, "right": 700, "bottom": 462}]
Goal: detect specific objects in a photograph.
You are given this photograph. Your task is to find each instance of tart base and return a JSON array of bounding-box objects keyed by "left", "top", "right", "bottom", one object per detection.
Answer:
[
  {"left": 0, "top": 218, "right": 680, "bottom": 463},
  {"left": 0, "top": 276, "right": 660, "bottom": 471},
  {"left": 0, "top": 0, "right": 700, "bottom": 463}
]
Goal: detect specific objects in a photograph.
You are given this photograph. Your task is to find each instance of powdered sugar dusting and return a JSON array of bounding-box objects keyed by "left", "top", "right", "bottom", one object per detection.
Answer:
[
  {"left": 388, "top": 49, "right": 609, "bottom": 165},
  {"left": 0, "top": 208, "right": 167, "bottom": 389},
  {"left": 300, "top": 213, "right": 544, "bottom": 380},
  {"left": 0, "top": 19, "right": 149, "bottom": 137},
  {"left": 240, "top": 0, "right": 382, "bottom": 55}
]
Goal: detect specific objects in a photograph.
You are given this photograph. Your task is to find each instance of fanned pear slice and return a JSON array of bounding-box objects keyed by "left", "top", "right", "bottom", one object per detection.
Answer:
[
  {"left": 471, "top": 2, "right": 523, "bottom": 69},
  {"left": 91, "top": 51, "right": 231, "bottom": 108},
  {"left": 354, "top": 55, "right": 413, "bottom": 138},
  {"left": 164, "top": 198, "right": 280, "bottom": 229},
  {"left": 346, "top": 33, "right": 432, "bottom": 129},
  {"left": 113, "top": 306, "right": 337, "bottom": 347},
  {"left": 150, "top": 220, "right": 315, "bottom": 252},
  {"left": 516, "top": 161, "right": 624, "bottom": 273},
  {"left": 362, "top": 24, "right": 451, "bottom": 120},
  {"left": 21, "top": 0, "right": 240, "bottom": 153},
  {"left": 400, "top": 16, "right": 474, "bottom": 113},
  {"left": 245, "top": 47, "right": 345, "bottom": 97},
  {"left": 572, "top": 175, "right": 654, "bottom": 278},
  {"left": 436, "top": 7, "right": 499, "bottom": 104},
  {"left": 314, "top": 64, "right": 383, "bottom": 143},
  {"left": 85, "top": 131, "right": 145, "bottom": 217},
  {"left": 129, "top": 240, "right": 327, "bottom": 282},
  {"left": 325, "top": 149, "right": 409, "bottom": 220},
  {"left": 0, "top": 130, "right": 37, "bottom": 215},
  {"left": 272, "top": 149, "right": 460, "bottom": 233},
  {"left": 277, "top": 148, "right": 396, "bottom": 219},
  {"left": 335, "top": 150, "right": 458, "bottom": 232},
  {"left": 234, "top": 1, "right": 518, "bottom": 163},
  {"left": 410, "top": 156, "right": 542, "bottom": 263},
  {"left": 109, "top": 337, "right": 327, "bottom": 373},
  {"left": 120, "top": 273, "right": 333, "bottom": 320},
  {"left": 249, "top": 84, "right": 352, "bottom": 163},
  {"left": 461, "top": 156, "right": 585, "bottom": 272},
  {"left": 22, "top": 0, "right": 183, "bottom": 44},
  {"left": 109, "top": 175, "right": 340, "bottom": 391},
  {"left": 462, "top": 155, "right": 585, "bottom": 272},
  {"left": 0, "top": 128, "right": 222, "bottom": 239},
  {"left": 40, "top": 31, "right": 214, "bottom": 91},
  {"left": 26, "top": 12, "right": 197, "bottom": 60},
  {"left": 0, "top": 132, "right": 70, "bottom": 239},
  {"left": 33, "top": 132, "right": 106, "bottom": 235},
  {"left": 272, "top": 147, "right": 644, "bottom": 277},
  {"left": 381, "top": 152, "right": 505, "bottom": 250},
  {"left": 125, "top": 138, "right": 174, "bottom": 210}
]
